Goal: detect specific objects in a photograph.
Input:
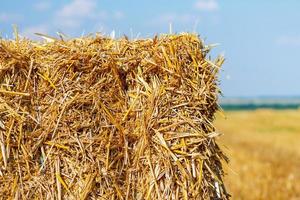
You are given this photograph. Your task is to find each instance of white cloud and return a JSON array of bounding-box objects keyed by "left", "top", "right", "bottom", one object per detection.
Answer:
[
  {"left": 0, "top": 13, "right": 23, "bottom": 22},
  {"left": 276, "top": 36, "right": 300, "bottom": 46},
  {"left": 34, "top": 1, "right": 51, "bottom": 11},
  {"left": 195, "top": 0, "right": 219, "bottom": 11}
]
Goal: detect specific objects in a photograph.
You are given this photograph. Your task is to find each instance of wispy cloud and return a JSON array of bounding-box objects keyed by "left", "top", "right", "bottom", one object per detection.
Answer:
[
  {"left": 276, "top": 36, "right": 300, "bottom": 46},
  {"left": 154, "top": 13, "right": 200, "bottom": 25},
  {"left": 57, "top": 0, "right": 96, "bottom": 18},
  {"left": 195, "top": 0, "right": 219, "bottom": 11},
  {"left": 34, "top": 1, "right": 51, "bottom": 11},
  {"left": 21, "top": 24, "right": 49, "bottom": 39},
  {"left": 0, "top": 13, "right": 23, "bottom": 23},
  {"left": 5, "top": 1, "right": 125, "bottom": 38},
  {"left": 54, "top": 0, "right": 123, "bottom": 29},
  {"left": 113, "top": 11, "right": 124, "bottom": 20},
  {"left": 55, "top": 0, "right": 98, "bottom": 28}
]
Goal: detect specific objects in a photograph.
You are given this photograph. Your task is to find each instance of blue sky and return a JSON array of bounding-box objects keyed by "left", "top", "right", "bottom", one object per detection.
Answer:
[{"left": 1, "top": 0, "right": 300, "bottom": 97}]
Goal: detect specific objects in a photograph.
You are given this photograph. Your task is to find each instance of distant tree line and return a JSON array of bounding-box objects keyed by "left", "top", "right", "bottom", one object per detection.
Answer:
[{"left": 221, "top": 103, "right": 300, "bottom": 111}]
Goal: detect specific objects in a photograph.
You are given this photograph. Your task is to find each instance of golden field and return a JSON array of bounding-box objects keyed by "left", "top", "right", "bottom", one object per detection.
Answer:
[{"left": 215, "top": 109, "right": 300, "bottom": 200}]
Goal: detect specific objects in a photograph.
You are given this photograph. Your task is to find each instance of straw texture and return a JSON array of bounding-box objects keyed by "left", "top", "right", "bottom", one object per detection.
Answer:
[{"left": 0, "top": 33, "right": 229, "bottom": 199}]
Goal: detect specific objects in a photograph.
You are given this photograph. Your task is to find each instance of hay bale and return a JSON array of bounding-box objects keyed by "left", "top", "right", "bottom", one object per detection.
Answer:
[{"left": 0, "top": 33, "right": 229, "bottom": 199}]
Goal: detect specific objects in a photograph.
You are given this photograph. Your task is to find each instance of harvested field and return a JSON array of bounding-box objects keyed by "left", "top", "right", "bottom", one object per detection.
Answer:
[
  {"left": 216, "top": 110, "right": 300, "bottom": 200},
  {"left": 0, "top": 33, "right": 228, "bottom": 199}
]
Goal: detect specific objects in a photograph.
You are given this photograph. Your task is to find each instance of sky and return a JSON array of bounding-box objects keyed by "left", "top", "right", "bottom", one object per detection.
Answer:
[{"left": 0, "top": 0, "right": 300, "bottom": 97}]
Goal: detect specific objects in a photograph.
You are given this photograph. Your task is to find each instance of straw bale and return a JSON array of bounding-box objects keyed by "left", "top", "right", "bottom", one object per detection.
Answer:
[{"left": 0, "top": 33, "right": 229, "bottom": 199}]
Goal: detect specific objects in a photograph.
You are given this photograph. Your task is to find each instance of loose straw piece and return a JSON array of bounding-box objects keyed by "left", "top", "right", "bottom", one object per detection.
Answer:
[{"left": 0, "top": 90, "right": 30, "bottom": 97}]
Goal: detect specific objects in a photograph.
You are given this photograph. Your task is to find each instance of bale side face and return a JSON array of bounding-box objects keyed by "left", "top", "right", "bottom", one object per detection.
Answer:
[{"left": 0, "top": 33, "right": 228, "bottom": 199}]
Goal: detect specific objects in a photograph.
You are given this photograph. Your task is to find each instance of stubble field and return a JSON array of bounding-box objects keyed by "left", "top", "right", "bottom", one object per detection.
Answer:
[{"left": 216, "top": 109, "right": 300, "bottom": 200}]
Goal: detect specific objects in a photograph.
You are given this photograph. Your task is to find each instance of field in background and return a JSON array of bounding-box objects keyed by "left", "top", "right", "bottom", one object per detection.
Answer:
[{"left": 216, "top": 110, "right": 300, "bottom": 200}]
